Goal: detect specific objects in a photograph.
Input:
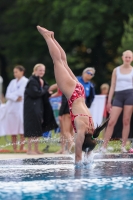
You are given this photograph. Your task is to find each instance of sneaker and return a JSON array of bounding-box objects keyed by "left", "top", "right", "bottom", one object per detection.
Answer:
[{"left": 121, "top": 147, "right": 127, "bottom": 153}]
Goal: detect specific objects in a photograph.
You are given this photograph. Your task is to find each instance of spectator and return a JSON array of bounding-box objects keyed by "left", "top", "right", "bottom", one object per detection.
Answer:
[
  {"left": 100, "top": 83, "right": 110, "bottom": 138},
  {"left": 49, "top": 83, "right": 62, "bottom": 98},
  {"left": 24, "top": 63, "right": 58, "bottom": 155},
  {"left": 49, "top": 83, "right": 74, "bottom": 154},
  {"left": 100, "top": 83, "right": 109, "bottom": 95},
  {"left": 101, "top": 50, "right": 133, "bottom": 153},
  {"left": 5, "top": 65, "right": 28, "bottom": 152},
  {"left": 57, "top": 94, "right": 74, "bottom": 154},
  {"left": 77, "top": 67, "right": 95, "bottom": 108}
]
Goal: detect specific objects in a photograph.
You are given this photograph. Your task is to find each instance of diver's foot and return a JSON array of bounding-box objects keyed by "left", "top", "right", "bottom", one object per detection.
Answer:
[{"left": 37, "top": 26, "right": 52, "bottom": 38}]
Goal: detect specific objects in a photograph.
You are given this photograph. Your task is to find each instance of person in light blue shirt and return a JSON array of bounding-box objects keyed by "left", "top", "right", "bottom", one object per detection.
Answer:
[{"left": 77, "top": 67, "right": 95, "bottom": 108}]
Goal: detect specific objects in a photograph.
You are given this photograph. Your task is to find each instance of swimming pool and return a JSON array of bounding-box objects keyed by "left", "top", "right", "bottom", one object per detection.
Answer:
[{"left": 0, "top": 154, "right": 133, "bottom": 200}]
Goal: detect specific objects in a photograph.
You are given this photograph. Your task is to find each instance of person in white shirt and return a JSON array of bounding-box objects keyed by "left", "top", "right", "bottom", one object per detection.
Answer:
[
  {"left": 5, "top": 65, "right": 28, "bottom": 152},
  {"left": 101, "top": 50, "right": 133, "bottom": 153}
]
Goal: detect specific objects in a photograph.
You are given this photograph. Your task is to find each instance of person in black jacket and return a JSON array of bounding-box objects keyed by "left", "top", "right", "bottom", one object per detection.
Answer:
[
  {"left": 24, "top": 63, "right": 58, "bottom": 154},
  {"left": 77, "top": 67, "right": 95, "bottom": 108}
]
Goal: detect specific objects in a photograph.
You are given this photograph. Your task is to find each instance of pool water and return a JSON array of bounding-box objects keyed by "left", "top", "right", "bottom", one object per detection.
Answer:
[{"left": 0, "top": 154, "right": 133, "bottom": 200}]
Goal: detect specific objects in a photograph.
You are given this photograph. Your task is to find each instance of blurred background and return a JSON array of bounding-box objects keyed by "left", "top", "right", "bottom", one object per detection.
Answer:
[{"left": 1, "top": 0, "right": 133, "bottom": 93}]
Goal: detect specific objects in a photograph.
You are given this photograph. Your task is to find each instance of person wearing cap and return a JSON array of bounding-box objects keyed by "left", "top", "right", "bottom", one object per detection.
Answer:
[{"left": 77, "top": 67, "right": 95, "bottom": 108}]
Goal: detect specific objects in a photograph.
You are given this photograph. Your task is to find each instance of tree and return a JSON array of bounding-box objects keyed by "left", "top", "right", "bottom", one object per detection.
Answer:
[
  {"left": 117, "top": 15, "right": 133, "bottom": 64},
  {"left": 1, "top": 0, "right": 133, "bottom": 92}
]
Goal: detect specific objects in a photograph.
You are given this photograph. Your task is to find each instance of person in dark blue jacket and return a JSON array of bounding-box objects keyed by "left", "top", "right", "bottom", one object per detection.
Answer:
[{"left": 77, "top": 67, "right": 95, "bottom": 108}]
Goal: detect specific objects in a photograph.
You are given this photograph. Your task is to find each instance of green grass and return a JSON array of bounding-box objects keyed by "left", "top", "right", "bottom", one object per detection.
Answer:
[
  {"left": 95, "top": 139, "right": 131, "bottom": 153},
  {"left": 95, "top": 132, "right": 131, "bottom": 152},
  {"left": 0, "top": 132, "right": 132, "bottom": 153},
  {"left": 0, "top": 133, "right": 61, "bottom": 153}
]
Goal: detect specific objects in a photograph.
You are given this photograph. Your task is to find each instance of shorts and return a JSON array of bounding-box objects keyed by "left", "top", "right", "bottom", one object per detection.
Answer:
[
  {"left": 112, "top": 89, "right": 133, "bottom": 107},
  {"left": 59, "top": 105, "right": 69, "bottom": 116},
  {"left": 59, "top": 94, "right": 70, "bottom": 116}
]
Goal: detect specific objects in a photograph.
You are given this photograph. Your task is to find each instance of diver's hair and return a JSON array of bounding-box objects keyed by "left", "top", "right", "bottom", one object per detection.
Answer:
[
  {"left": 122, "top": 50, "right": 133, "bottom": 57},
  {"left": 82, "top": 117, "right": 110, "bottom": 152},
  {"left": 82, "top": 134, "right": 97, "bottom": 152},
  {"left": 93, "top": 117, "right": 110, "bottom": 138},
  {"left": 32, "top": 63, "right": 45, "bottom": 75},
  {"left": 14, "top": 65, "right": 25, "bottom": 73}
]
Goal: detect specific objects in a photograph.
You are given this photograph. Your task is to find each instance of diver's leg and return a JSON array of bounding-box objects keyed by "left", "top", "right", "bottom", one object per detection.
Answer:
[{"left": 37, "top": 26, "right": 76, "bottom": 99}]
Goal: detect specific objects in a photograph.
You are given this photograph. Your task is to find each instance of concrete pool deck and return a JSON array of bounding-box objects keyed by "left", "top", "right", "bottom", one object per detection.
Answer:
[
  {"left": 0, "top": 153, "right": 133, "bottom": 161},
  {"left": 0, "top": 153, "right": 70, "bottom": 160}
]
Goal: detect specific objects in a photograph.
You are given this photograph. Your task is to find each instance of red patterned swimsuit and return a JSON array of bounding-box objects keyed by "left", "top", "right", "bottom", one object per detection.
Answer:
[{"left": 68, "top": 83, "right": 93, "bottom": 133}]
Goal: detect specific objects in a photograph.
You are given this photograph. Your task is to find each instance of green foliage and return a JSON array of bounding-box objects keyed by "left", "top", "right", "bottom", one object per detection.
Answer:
[
  {"left": 1, "top": 0, "right": 133, "bottom": 91},
  {"left": 118, "top": 15, "right": 133, "bottom": 55}
]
